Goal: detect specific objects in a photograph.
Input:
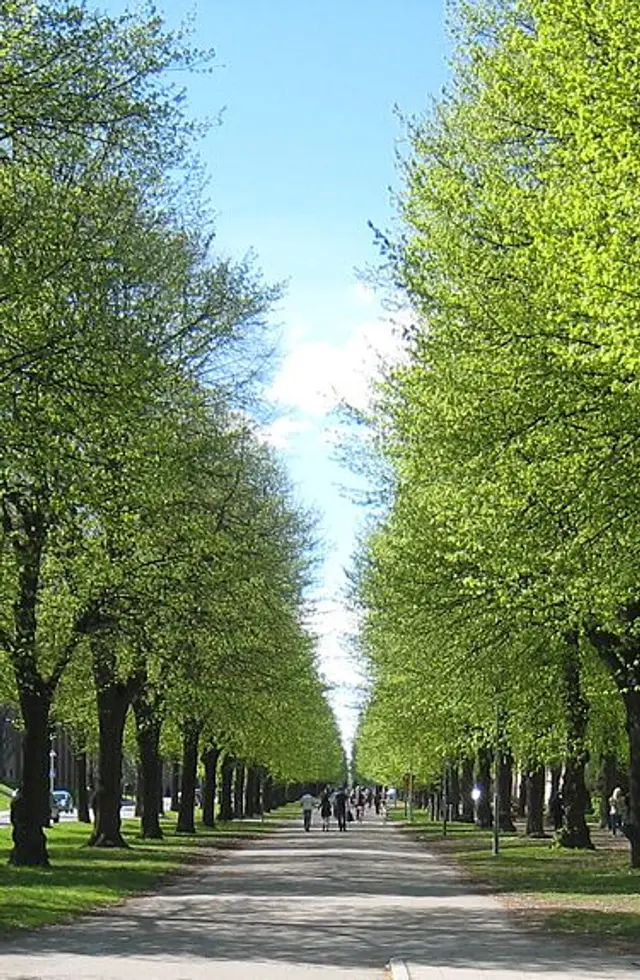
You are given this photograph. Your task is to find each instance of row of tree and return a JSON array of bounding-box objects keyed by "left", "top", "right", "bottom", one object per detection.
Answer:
[
  {"left": 0, "top": 0, "right": 344, "bottom": 866},
  {"left": 352, "top": 0, "right": 640, "bottom": 865}
]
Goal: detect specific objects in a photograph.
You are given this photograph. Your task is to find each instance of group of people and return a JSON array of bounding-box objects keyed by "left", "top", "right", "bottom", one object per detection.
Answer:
[
  {"left": 299, "top": 785, "right": 391, "bottom": 831},
  {"left": 549, "top": 784, "right": 629, "bottom": 836}
]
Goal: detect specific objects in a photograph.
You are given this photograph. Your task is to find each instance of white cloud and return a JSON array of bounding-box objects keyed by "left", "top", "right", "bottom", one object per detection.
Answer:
[
  {"left": 258, "top": 416, "right": 311, "bottom": 449},
  {"left": 308, "top": 597, "right": 364, "bottom": 687},
  {"left": 268, "top": 318, "right": 403, "bottom": 416},
  {"left": 351, "top": 282, "right": 376, "bottom": 306}
]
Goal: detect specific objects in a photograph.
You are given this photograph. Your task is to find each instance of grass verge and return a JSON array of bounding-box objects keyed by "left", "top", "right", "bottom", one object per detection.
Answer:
[
  {"left": 0, "top": 783, "right": 14, "bottom": 808},
  {"left": 0, "top": 812, "right": 278, "bottom": 938},
  {"left": 392, "top": 810, "right": 640, "bottom": 951}
]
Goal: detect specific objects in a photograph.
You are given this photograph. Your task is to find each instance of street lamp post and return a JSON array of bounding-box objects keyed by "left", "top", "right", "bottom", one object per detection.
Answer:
[{"left": 49, "top": 739, "right": 56, "bottom": 794}]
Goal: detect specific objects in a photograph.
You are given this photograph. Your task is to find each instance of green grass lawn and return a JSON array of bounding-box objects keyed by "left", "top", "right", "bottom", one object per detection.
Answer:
[
  {"left": 392, "top": 809, "right": 640, "bottom": 949},
  {"left": 0, "top": 783, "right": 14, "bottom": 808},
  {"left": 0, "top": 812, "right": 278, "bottom": 937}
]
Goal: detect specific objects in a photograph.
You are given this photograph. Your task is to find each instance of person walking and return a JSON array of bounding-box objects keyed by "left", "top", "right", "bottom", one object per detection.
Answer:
[
  {"left": 374, "top": 786, "right": 382, "bottom": 814},
  {"left": 355, "top": 787, "right": 365, "bottom": 822},
  {"left": 333, "top": 785, "right": 348, "bottom": 831},
  {"left": 319, "top": 789, "right": 332, "bottom": 831},
  {"left": 609, "top": 786, "right": 626, "bottom": 836},
  {"left": 300, "top": 791, "right": 316, "bottom": 832}
]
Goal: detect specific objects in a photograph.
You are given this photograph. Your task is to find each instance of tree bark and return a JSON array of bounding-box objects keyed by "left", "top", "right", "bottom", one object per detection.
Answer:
[
  {"left": 201, "top": 743, "right": 220, "bottom": 828},
  {"left": 586, "top": 615, "right": 640, "bottom": 865},
  {"left": 597, "top": 754, "right": 623, "bottom": 829},
  {"left": 133, "top": 689, "right": 163, "bottom": 839},
  {"left": 176, "top": 721, "right": 200, "bottom": 834},
  {"left": 135, "top": 761, "right": 143, "bottom": 818},
  {"left": 525, "top": 764, "right": 546, "bottom": 836},
  {"left": 272, "top": 781, "right": 286, "bottom": 808},
  {"left": 622, "top": 689, "right": 640, "bottom": 866},
  {"left": 9, "top": 690, "right": 51, "bottom": 866},
  {"left": 7, "top": 500, "right": 52, "bottom": 867},
  {"left": 557, "top": 633, "right": 593, "bottom": 849},
  {"left": 218, "top": 753, "right": 235, "bottom": 821},
  {"left": 459, "top": 756, "right": 475, "bottom": 822},
  {"left": 447, "top": 763, "right": 461, "bottom": 820},
  {"left": 476, "top": 746, "right": 493, "bottom": 828},
  {"left": 263, "top": 772, "right": 273, "bottom": 812},
  {"left": 498, "top": 747, "right": 516, "bottom": 832},
  {"left": 171, "top": 760, "right": 180, "bottom": 811},
  {"left": 76, "top": 751, "right": 90, "bottom": 823},
  {"left": 245, "top": 765, "right": 262, "bottom": 817},
  {"left": 517, "top": 773, "right": 527, "bottom": 819},
  {"left": 233, "top": 761, "right": 245, "bottom": 819},
  {"left": 550, "top": 764, "right": 562, "bottom": 798},
  {"left": 88, "top": 672, "right": 131, "bottom": 848}
]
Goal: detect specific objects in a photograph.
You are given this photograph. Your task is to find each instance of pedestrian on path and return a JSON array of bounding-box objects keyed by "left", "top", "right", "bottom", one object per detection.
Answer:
[
  {"left": 333, "top": 785, "right": 348, "bottom": 831},
  {"left": 319, "top": 788, "right": 332, "bottom": 831},
  {"left": 299, "top": 791, "right": 316, "bottom": 831},
  {"left": 609, "top": 786, "right": 626, "bottom": 835}
]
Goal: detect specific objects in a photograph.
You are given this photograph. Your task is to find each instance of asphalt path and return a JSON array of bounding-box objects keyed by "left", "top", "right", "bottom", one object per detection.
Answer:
[{"left": 1, "top": 813, "right": 640, "bottom": 979}]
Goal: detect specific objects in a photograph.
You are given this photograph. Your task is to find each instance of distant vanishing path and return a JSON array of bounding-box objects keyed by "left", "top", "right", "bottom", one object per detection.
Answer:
[{"left": 1, "top": 814, "right": 640, "bottom": 979}]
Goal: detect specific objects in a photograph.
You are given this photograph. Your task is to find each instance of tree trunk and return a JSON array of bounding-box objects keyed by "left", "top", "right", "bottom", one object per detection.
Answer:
[
  {"left": 218, "top": 753, "right": 235, "bottom": 821},
  {"left": 8, "top": 504, "right": 52, "bottom": 867},
  {"left": 498, "top": 747, "right": 516, "bottom": 832},
  {"left": 459, "top": 756, "right": 474, "bottom": 822},
  {"left": 133, "top": 690, "right": 163, "bottom": 839},
  {"left": 136, "top": 724, "right": 162, "bottom": 839},
  {"left": 176, "top": 721, "right": 200, "bottom": 834},
  {"left": 158, "top": 758, "right": 165, "bottom": 816},
  {"left": 517, "top": 773, "right": 527, "bottom": 819},
  {"left": 557, "top": 633, "right": 593, "bottom": 849},
  {"left": 135, "top": 761, "right": 143, "bottom": 818},
  {"left": 201, "top": 743, "right": 220, "bottom": 828},
  {"left": 525, "top": 764, "right": 546, "bottom": 836},
  {"left": 622, "top": 689, "right": 640, "bottom": 866},
  {"left": 598, "top": 753, "right": 624, "bottom": 829},
  {"left": 447, "top": 763, "right": 461, "bottom": 820},
  {"left": 550, "top": 764, "right": 562, "bottom": 798},
  {"left": 272, "top": 781, "right": 286, "bottom": 808},
  {"left": 88, "top": 677, "right": 131, "bottom": 848},
  {"left": 9, "top": 690, "right": 51, "bottom": 866},
  {"left": 244, "top": 765, "right": 256, "bottom": 817},
  {"left": 234, "top": 761, "right": 245, "bottom": 819},
  {"left": 171, "top": 760, "right": 180, "bottom": 811},
  {"left": 263, "top": 772, "right": 273, "bottom": 812},
  {"left": 252, "top": 767, "right": 262, "bottom": 816},
  {"left": 476, "top": 746, "right": 493, "bottom": 828},
  {"left": 76, "top": 751, "right": 90, "bottom": 823},
  {"left": 245, "top": 765, "right": 262, "bottom": 817}
]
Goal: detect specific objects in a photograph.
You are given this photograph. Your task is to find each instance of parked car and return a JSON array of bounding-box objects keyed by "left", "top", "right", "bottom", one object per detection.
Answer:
[{"left": 52, "top": 789, "right": 73, "bottom": 813}]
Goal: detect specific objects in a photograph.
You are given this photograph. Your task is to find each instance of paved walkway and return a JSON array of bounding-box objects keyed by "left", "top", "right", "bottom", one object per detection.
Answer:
[{"left": 1, "top": 815, "right": 640, "bottom": 979}]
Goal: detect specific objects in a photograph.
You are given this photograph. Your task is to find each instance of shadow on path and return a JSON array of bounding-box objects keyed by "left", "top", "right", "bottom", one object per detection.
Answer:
[{"left": 1, "top": 818, "right": 640, "bottom": 978}]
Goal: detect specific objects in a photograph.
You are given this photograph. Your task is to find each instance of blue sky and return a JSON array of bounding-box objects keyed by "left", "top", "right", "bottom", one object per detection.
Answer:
[{"left": 107, "top": 0, "right": 450, "bottom": 747}]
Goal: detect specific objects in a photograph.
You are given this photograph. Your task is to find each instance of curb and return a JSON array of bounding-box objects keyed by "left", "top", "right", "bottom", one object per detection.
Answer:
[{"left": 389, "top": 958, "right": 411, "bottom": 980}]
